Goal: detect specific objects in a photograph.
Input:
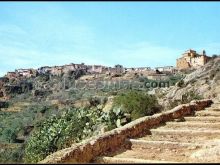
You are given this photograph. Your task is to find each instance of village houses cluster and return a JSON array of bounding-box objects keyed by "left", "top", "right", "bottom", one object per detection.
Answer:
[
  {"left": 4, "top": 49, "right": 212, "bottom": 80},
  {"left": 5, "top": 63, "right": 127, "bottom": 79}
]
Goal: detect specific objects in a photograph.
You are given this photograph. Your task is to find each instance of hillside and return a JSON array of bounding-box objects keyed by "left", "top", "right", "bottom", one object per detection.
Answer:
[
  {"left": 157, "top": 57, "right": 220, "bottom": 109},
  {"left": 0, "top": 57, "right": 219, "bottom": 163},
  {"left": 0, "top": 68, "right": 164, "bottom": 163}
]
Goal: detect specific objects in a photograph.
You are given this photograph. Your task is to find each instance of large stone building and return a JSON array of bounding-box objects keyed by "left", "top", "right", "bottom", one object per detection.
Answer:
[
  {"left": 176, "top": 49, "right": 212, "bottom": 70},
  {"left": 37, "top": 66, "right": 52, "bottom": 74},
  {"left": 87, "top": 65, "right": 106, "bottom": 74},
  {"left": 6, "top": 69, "right": 36, "bottom": 79},
  {"left": 6, "top": 72, "right": 17, "bottom": 79},
  {"left": 18, "top": 69, "right": 37, "bottom": 78}
]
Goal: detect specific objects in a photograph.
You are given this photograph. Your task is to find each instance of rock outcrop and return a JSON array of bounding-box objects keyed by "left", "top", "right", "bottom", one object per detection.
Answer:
[{"left": 160, "top": 57, "right": 220, "bottom": 109}]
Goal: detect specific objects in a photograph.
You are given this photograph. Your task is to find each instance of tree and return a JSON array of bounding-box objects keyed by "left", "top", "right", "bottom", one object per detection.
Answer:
[{"left": 212, "top": 54, "right": 218, "bottom": 58}]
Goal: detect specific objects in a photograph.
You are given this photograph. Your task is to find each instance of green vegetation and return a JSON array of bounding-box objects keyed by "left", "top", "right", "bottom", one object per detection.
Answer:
[
  {"left": 181, "top": 91, "right": 204, "bottom": 104},
  {"left": 168, "top": 90, "right": 204, "bottom": 109},
  {"left": 23, "top": 107, "right": 127, "bottom": 163},
  {"left": 113, "top": 90, "right": 160, "bottom": 120},
  {"left": 0, "top": 144, "right": 24, "bottom": 163},
  {"left": 168, "top": 74, "right": 184, "bottom": 86},
  {"left": 0, "top": 103, "right": 59, "bottom": 144},
  {"left": 0, "top": 72, "right": 162, "bottom": 163}
]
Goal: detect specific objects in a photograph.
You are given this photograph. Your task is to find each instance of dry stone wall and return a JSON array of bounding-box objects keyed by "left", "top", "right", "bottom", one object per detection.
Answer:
[{"left": 39, "top": 99, "right": 213, "bottom": 164}]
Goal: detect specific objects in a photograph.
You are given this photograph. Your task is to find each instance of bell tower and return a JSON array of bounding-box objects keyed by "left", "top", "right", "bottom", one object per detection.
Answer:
[{"left": 202, "top": 50, "right": 206, "bottom": 56}]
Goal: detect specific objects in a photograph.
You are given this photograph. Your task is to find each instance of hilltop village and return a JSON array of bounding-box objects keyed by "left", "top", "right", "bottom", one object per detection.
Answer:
[
  {"left": 0, "top": 49, "right": 213, "bottom": 102},
  {"left": 4, "top": 49, "right": 212, "bottom": 80}
]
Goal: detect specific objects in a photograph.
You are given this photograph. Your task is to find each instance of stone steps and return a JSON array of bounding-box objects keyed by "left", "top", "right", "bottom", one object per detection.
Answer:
[
  {"left": 184, "top": 116, "right": 220, "bottom": 122},
  {"left": 96, "top": 145, "right": 198, "bottom": 163},
  {"left": 164, "top": 121, "right": 220, "bottom": 129},
  {"left": 212, "top": 102, "right": 220, "bottom": 105},
  {"left": 139, "top": 133, "right": 220, "bottom": 143},
  {"left": 92, "top": 101, "right": 220, "bottom": 163},
  {"left": 150, "top": 129, "right": 220, "bottom": 136},
  {"left": 209, "top": 104, "right": 220, "bottom": 109},
  {"left": 195, "top": 110, "right": 220, "bottom": 117},
  {"left": 205, "top": 107, "right": 220, "bottom": 111},
  {"left": 95, "top": 157, "right": 179, "bottom": 163},
  {"left": 127, "top": 139, "right": 202, "bottom": 149}
]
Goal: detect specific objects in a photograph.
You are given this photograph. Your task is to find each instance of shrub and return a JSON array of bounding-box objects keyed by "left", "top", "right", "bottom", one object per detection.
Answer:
[
  {"left": 113, "top": 90, "right": 160, "bottom": 120},
  {"left": 167, "top": 100, "right": 182, "bottom": 110},
  {"left": 168, "top": 91, "right": 203, "bottom": 109},
  {"left": 176, "top": 79, "right": 185, "bottom": 87},
  {"left": 24, "top": 108, "right": 105, "bottom": 163},
  {"left": 139, "top": 77, "right": 148, "bottom": 82},
  {"left": 212, "top": 54, "right": 218, "bottom": 58},
  {"left": 0, "top": 144, "right": 24, "bottom": 163},
  {"left": 100, "top": 107, "right": 131, "bottom": 130},
  {"left": 168, "top": 75, "right": 184, "bottom": 86},
  {"left": 1, "top": 128, "right": 17, "bottom": 143},
  {"left": 0, "top": 101, "right": 9, "bottom": 109},
  {"left": 23, "top": 104, "right": 133, "bottom": 163},
  {"left": 181, "top": 91, "right": 203, "bottom": 104}
]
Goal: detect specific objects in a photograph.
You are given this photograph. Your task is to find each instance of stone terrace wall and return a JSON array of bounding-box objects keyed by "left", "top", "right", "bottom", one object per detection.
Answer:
[{"left": 39, "top": 99, "right": 213, "bottom": 164}]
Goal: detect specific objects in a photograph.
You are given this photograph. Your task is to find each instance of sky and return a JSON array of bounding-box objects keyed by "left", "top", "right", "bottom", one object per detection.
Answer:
[{"left": 1, "top": 2, "right": 220, "bottom": 76}]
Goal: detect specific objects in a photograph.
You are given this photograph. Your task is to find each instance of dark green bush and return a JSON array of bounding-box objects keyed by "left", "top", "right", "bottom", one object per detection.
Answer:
[
  {"left": 113, "top": 90, "right": 160, "bottom": 120},
  {"left": 1, "top": 128, "right": 17, "bottom": 143}
]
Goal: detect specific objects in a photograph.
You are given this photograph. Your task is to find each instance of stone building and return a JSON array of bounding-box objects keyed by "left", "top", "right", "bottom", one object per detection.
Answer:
[
  {"left": 37, "top": 66, "right": 52, "bottom": 74},
  {"left": 51, "top": 66, "right": 64, "bottom": 76},
  {"left": 73, "top": 63, "right": 87, "bottom": 70},
  {"left": 135, "top": 67, "right": 151, "bottom": 71},
  {"left": 62, "top": 64, "right": 76, "bottom": 74},
  {"left": 87, "top": 65, "right": 111, "bottom": 74},
  {"left": 154, "top": 66, "right": 177, "bottom": 73},
  {"left": 88, "top": 65, "right": 104, "bottom": 74},
  {"left": 147, "top": 73, "right": 169, "bottom": 81},
  {"left": 0, "top": 77, "right": 8, "bottom": 87},
  {"left": 6, "top": 72, "right": 17, "bottom": 79},
  {"left": 176, "top": 49, "right": 212, "bottom": 70},
  {"left": 15, "top": 69, "right": 36, "bottom": 78},
  {"left": 114, "top": 64, "right": 124, "bottom": 74}
]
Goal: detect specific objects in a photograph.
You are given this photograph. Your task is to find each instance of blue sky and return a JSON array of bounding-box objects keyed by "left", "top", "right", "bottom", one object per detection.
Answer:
[{"left": 1, "top": 2, "right": 220, "bottom": 76}]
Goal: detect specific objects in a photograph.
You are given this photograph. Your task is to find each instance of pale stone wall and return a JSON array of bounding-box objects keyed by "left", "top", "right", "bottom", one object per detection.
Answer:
[
  {"left": 176, "top": 58, "right": 190, "bottom": 70},
  {"left": 176, "top": 49, "right": 212, "bottom": 70},
  {"left": 6, "top": 72, "right": 17, "bottom": 79},
  {"left": 39, "top": 99, "right": 213, "bottom": 164}
]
